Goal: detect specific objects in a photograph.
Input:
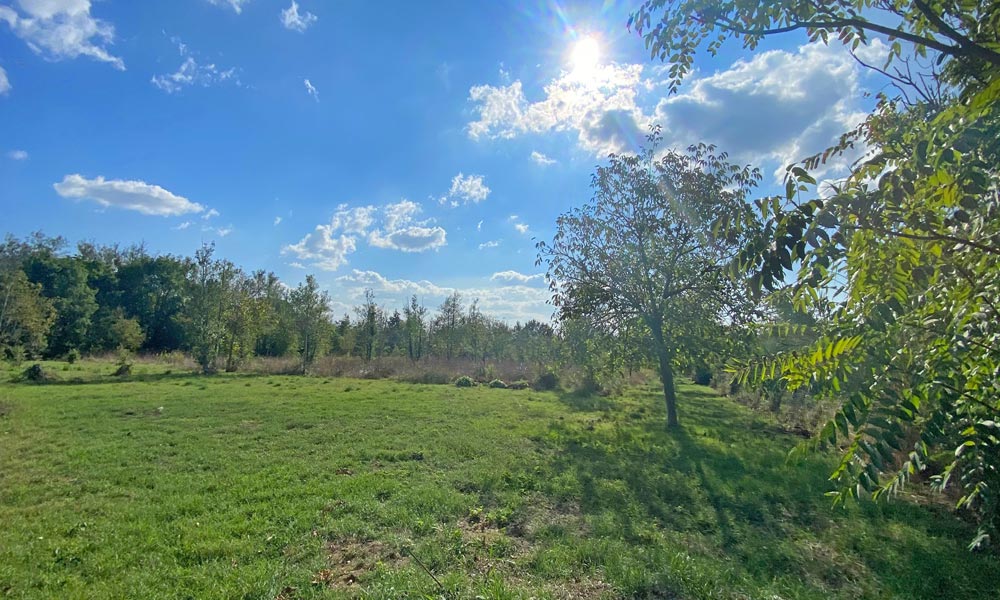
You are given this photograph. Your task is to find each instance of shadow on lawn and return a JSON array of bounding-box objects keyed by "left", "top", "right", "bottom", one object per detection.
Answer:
[{"left": 540, "top": 384, "right": 999, "bottom": 599}]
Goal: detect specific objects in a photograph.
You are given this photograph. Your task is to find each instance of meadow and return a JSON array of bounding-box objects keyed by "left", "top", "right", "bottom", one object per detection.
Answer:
[{"left": 1, "top": 359, "right": 997, "bottom": 599}]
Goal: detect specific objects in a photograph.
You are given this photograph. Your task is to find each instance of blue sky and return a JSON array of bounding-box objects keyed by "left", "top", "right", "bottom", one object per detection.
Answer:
[{"left": 0, "top": 0, "right": 881, "bottom": 321}]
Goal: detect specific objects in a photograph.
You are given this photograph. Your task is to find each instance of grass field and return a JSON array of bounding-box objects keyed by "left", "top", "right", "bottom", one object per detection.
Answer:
[{"left": 1, "top": 360, "right": 998, "bottom": 599}]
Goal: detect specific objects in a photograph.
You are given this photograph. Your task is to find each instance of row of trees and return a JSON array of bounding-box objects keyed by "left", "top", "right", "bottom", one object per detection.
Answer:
[{"left": 0, "top": 234, "right": 561, "bottom": 374}]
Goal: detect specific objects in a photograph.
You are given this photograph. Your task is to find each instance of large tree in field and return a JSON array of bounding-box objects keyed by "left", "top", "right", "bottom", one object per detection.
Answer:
[
  {"left": 631, "top": 0, "right": 1000, "bottom": 545},
  {"left": 538, "top": 132, "right": 760, "bottom": 427}
]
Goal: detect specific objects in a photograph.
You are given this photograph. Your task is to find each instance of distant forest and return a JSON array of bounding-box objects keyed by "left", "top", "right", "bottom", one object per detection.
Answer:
[{"left": 0, "top": 233, "right": 563, "bottom": 374}]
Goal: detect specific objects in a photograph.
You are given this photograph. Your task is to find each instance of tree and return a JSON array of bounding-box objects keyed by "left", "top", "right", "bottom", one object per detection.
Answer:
[
  {"left": 0, "top": 268, "right": 55, "bottom": 358},
  {"left": 289, "top": 275, "right": 330, "bottom": 373},
  {"left": 433, "top": 292, "right": 464, "bottom": 361},
  {"left": 538, "top": 132, "right": 760, "bottom": 427},
  {"left": 184, "top": 244, "right": 226, "bottom": 373},
  {"left": 632, "top": 0, "right": 1000, "bottom": 546},
  {"left": 403, "top": 295, "right": 428, "bottom": 362},
  {"left": 355, "top": 288, "right": 382, "bottom": 362}
]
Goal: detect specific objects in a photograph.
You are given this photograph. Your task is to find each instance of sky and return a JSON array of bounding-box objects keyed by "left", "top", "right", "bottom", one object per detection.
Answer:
[{"left": 0, "top": 0, "right": 883, "bottom": 322}]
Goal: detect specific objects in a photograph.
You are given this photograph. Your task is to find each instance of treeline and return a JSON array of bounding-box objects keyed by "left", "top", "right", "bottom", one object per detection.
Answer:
[{"left": 0, "top": 233, "right": 559, "bottom": 374}]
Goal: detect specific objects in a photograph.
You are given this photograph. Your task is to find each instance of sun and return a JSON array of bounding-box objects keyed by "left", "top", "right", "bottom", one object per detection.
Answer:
[{"left": 569, "top": 35, "right": 602, "bottom": 80}]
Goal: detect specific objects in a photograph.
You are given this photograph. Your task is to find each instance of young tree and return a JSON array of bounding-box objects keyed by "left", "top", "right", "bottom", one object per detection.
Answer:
[
  {"left": 0, "top": 269, "right": 55, "bottom": 358},
  {"left": 185, "top": 244, "right": 225, "bottom": 373},
  {"left": 403, "top": 295, "right": 428, "bottom": 362},
  {"left": 433, "top": 292, "right": 464, "bottom": 361},
  {"left": 538, "top": 132, "right": 759, "bottom": 427},
  {"left": 354, "top": 288, "right": 382, "bottom": 362},
  {"left": 289, "top": 275, "right": 330, "bottom": 373}
]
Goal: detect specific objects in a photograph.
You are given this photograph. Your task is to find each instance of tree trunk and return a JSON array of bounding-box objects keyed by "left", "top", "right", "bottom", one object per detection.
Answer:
[{"left": 657, "top": 349, "right": 679, "bottom": 428}]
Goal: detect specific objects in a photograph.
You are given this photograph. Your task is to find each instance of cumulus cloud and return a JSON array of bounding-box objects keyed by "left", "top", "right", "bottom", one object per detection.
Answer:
[
  {"left": 284, "top": 201, "right": 445, "bottom": 272},
  {"left": 0, "top": 0, "right": 123, "bottom": 69},
  {"left": 202, "top": 208, "right": 220, "bottom": 220},
  {"left": 336, "top": 269, "right": 552, "bottom": 323},
  {"left": 6, "top": 149, "right": 28, "bottom": 160},
  {"left": 304, "top": 78, "right": 319, "bottom": 101},
  {"left": 654, "top": 43, "right": 867, "bottom": 179},
  {"left": 283, "top": 224, "right": 358, "bottom": 272},
  {"left": 368, "top": 200, "right": 447, "bottom": 253},
  {"left": 491, "top": 270, "right": 543, "bottom": 283},
  {"left": 468, "top": 63, "right": 648, "bottom": 156},
  {"left": 440, "top": 172, "right": 490, "bottom": 206},
  {"left": 468, "top": 43, "right": 870, "bottom": 174},
  {"left": 0, "top": 66, "right": 9, "bottom": 95},
  {"left": 530, "top": 150, "right": 556, "bottom": 166},
  {"left": 53, "top": 174, "right": 206, "bottom": 216},
  {"left": 280, "top": 1, "right": 316, "bottom": 32},
  {"left": 206, "top": 0, "right": 249, "bottom": 14}
]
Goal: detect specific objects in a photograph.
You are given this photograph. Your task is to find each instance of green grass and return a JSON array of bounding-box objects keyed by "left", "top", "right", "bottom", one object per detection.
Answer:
[{"left": 1, "top": 359, "right": 998, "bottom": 599}]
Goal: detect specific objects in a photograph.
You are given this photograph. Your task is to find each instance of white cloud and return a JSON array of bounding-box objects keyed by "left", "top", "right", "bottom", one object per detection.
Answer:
[
  {"left": 368, "top": 200, "right": 447, "bottom": 253},
  {"left": 280, "top": 1, "right": 317, "bottom": 32},
  {"left": 468, "top": 43, "right": 870, "bottom": 174},
  {"left": 476, "top": 219, "right": 483, "bottom": 231},
  {"left": 206, "top": 0, "right": 249, "bottom": 14},
  {"left": 336, "top": 269, "right": 552, "bottom": 323},
  {"left": 0, "top": 0, "right": 124, "bottom": 70},
  {"left": 530, "top": 150, "right": 556, "bottom": 166},
  {"left": 273, "top": 216, "right": 282, "bottom": 226},
  {"left": 214, "top": 225, "right": 233, "bottom": 237},
  {"left": 53, "top": 174, "right": 205, "bottom": 217},
  {"left": 478, "top": 240, "right": 501, "bottom": 250},
  {"left": 289, "top": 262, "right": 305, "bottom": 269},
  {"left": 509, "top": 214, "right": 530, "bottom": 235},
  {"left": 0, "top": 66, "right": 9, "bottom": 95},
  {"left": 172, "top": 221, "right": 192, "bottom": 230},
  {"left": 283, "top": 224, "right": 357, "bottom": 271},
  {"left": 304, "top": 78, "right": 319, "bottom": 101},
  {"left": 654, "top": 43, "right": 867, "bottom": 179},
  {"left": 6, "top": 149, "right": 28, "bottom": 160},
  {"left": 491, "top": 270, "right": 543, "bottom": 283},
  {"left": 467, "top": 63, "right": 648, "bottom": 156},
  {"left": 151, "top": 41, "right": 240, "bottom": 94},
  {"left": 284, "top": 201, "right": 445, "bottom": 271},
  {"left": 440, "top": 172, "right": 490, "bottom": 206},
  {"left": 202, "top": 208, "right": 220, "bottom": 220}
]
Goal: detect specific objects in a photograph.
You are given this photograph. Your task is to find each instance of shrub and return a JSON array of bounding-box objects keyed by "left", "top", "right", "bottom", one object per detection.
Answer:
[
  {"left": 4, "top": 345, "right": 25, "bottom": 366},
  {"left": 692, "top": 363, "right": 712, "bottom": 386},
  {"left": 66, "top": 349, "right": 80, "bottom": 364},
  {"left": 113, "top": 351, "right": 133, "bottom": 377},
  {"left": 508, "top": 380, "right": 530, "bottom": 390},
  {"left": 454, "top": 375, "right": 475, "bottom": 388},
  {"left": 488, "top": 379, "right": 507, "bottom": 389},
  {"left": 533, "top": 371, "right": 559, "bottom": 391},
  {"left": 23, "top": 363, "right": 48, "bottom": 382}
]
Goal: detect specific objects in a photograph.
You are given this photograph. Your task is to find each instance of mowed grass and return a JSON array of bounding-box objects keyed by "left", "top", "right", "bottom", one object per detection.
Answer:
[{"left": 1, "top": 361, "right": 998, "bottom": 599}]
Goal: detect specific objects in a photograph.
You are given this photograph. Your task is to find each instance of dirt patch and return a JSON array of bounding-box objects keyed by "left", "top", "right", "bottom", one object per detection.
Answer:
[
  {"left": 506, "top": 500, "right": 587, "bottom": 540},
  {"left": 315, "top": 537, "right": 408, "bottom": 590},
  {"left": 547, "top": 577, "right": 616, "bottom": 599}
]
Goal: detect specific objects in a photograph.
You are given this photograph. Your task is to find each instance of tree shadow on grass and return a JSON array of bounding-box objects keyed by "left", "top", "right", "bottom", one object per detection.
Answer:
[{"left": 535, "top": 385, "right": 1000, "bottom": 599}]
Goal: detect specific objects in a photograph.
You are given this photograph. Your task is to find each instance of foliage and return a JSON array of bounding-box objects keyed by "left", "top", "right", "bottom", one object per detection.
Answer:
[
  {"left": 488, "top": 378, "right": 507, "bottom": 389},
  {"left": 538, "top": 130, "right": 760, "bottom": 426},
  {"left": 65, "top": 348, "right": 80, "bottom": 364},
  {"left": 0, "top": 267, "right": 55, "bottom": 358},
  {"left": 632, "top": 0, "right": 1000, "bottom": 546},
  {"left": 533, "top": 371, "right": 560, "bottom": 392},
  {"left": 21, "top": 363, "right": 48, "bottom": 382},
  {"left": 454, "top": 375, "right": 475, "bottom": 387}
]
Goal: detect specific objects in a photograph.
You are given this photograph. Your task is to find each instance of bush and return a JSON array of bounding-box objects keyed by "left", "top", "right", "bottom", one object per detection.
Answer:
[
  {"left": 692, "top": 363, "right": 712, "bottom": 386},
  {"left": 113, "top": 351, "right": 133, "bottom": 377},
  {"left": 533, "top": 371, "right": 560, "bottom": 391},
  {"left": 488, "top": 379, "right": 507, "bottom": 389},
  {"left": 454, "top": 375, "right": 475, "bottom": 388},
  {"left": 508, "top": 380, "right": 530, "bottom": 390},
  {"left": 66, "top": 349, "right": 80, "bottom": 364},
  {"left": 23, "top": 363, "right": 48, "bottom": 382}
]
